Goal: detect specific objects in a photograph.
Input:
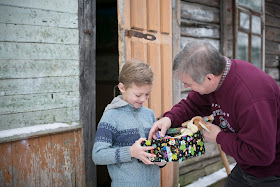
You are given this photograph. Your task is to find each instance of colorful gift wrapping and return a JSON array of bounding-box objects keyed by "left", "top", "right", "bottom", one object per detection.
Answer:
[{"left": 141, "top": 128, "right": 205, "bottom": 162}]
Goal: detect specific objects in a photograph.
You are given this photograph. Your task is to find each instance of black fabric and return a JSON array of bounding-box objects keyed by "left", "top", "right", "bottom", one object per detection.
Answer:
[{"left": 226, "top": 164, "right": 280, "bottom": 187}]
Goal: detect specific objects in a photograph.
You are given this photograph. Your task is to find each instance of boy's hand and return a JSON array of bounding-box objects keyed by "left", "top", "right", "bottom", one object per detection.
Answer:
[
  {"left": 130, "top": 138, "right": 155, "bottom": 165},
  {"left": 148, "top": 117, "right": 172, "bottom": 140}
]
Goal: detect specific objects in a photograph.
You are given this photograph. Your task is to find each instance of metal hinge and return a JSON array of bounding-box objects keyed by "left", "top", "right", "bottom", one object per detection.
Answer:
[{"left": 125, "top": 30, "right": 156, "bottom": 41}]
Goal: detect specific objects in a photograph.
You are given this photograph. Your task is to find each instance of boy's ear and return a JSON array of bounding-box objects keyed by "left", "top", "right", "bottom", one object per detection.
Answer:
[{"left": 118, "top": 83, "right": 125, "bottom": 93}]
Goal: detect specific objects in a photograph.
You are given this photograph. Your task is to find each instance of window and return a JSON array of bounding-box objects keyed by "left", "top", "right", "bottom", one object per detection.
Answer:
[{"left": 235, "top": 0, "right": 264, "bottom": 70}]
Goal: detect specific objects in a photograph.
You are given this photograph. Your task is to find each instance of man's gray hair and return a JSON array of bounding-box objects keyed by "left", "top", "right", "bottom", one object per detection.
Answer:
[{"left": 173, "top": 41, "right": 226, "bottom": 84}]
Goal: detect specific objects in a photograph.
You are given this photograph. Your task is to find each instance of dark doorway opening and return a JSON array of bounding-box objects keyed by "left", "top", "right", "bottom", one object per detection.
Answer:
[{"left": 96, "top": 0, "right": 119, "bottom": 186}]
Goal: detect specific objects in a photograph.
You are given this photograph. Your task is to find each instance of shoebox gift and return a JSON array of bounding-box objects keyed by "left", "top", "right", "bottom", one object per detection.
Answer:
[{"left": 141, "top": 116, "right": 213, "bottom": 162}]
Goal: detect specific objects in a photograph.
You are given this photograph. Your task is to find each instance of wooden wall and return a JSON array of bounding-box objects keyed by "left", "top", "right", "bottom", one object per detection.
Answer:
[
  {"left": 265, "top": 0, "right": 280, "bottom": 84},
  {"left": 0, "top": 0, "right": 80, "bottom": 131},
  {"left": 0, "top": 129, "right": 86, "bottom": 186}
]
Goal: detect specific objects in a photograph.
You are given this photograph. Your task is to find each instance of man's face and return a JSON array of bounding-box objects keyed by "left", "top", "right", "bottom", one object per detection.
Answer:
[{"left": 179, "top": 73, "right": 217, "bottom": 95}]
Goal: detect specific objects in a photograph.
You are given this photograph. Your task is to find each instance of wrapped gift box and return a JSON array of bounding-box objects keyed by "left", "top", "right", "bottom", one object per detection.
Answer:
[{"left": 141, "top": 128, "right": 205, "bottom": 162}]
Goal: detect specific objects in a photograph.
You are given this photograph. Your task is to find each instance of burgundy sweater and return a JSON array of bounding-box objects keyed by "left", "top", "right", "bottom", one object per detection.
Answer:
[{"left": 164, "top": 59, "right": 280, "bottom": 178}]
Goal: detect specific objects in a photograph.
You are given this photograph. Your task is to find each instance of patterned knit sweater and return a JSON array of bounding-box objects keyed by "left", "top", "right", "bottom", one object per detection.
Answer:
[{"left": 92, "top": 95, "right": 160, "bottom": 187}]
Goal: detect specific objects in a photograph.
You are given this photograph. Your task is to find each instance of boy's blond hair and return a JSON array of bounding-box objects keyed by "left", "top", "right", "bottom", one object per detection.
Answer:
[{"left": 119, "top": 59, "right": 154, "bottom": 89}]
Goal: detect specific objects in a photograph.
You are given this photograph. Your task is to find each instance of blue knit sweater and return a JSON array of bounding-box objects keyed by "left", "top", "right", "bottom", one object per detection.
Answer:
[{"left": 92, "top": 95, "right": 160, "bottom": 187}]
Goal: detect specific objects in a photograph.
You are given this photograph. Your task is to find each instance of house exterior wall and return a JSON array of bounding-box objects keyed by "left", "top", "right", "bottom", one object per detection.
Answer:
[
  {"left": 0, "top": 1, "right": 86, "bottom": 186},
  {"left": 0, "top": 0, "right": 80, "bottom": 131}
]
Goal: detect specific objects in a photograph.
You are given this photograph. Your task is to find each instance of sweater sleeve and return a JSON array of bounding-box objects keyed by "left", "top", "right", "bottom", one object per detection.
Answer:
[
  {"left": 92, "top": 121, "right": 132, "bottom": 165},
  {"left": 217, "top": 99, "right": 278, "bottom": 166},
  {"left": 163, "top": 91, "right": 212, "bottom": 127}
]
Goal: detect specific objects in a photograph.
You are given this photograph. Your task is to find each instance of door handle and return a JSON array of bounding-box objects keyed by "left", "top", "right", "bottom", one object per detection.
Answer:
[{"left": 125, "top": 30, "right": 156, "bottom": 41}]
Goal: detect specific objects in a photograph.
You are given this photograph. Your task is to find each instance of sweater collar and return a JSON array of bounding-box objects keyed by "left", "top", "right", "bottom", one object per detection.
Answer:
[
  {"left": 216, "top": 57, "right": 232, "bottom": 91},
  {"left": 105, "top": 95, "right": 142, "bottom": 112}
]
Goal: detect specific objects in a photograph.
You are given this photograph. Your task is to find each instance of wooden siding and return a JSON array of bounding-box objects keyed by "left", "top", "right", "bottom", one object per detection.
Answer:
[
  {"left": 265, "top": 0, "right": 280, "bottom": 82},
  {"left": 0, "top": 129, "right": 86, "bottom": 186},
  {"left": 0, "top": 1, "right": 79, "bottom": 131}
]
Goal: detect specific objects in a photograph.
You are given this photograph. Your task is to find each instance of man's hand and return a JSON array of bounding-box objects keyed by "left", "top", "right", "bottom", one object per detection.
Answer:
[
  {"left": 148, "top": 117, "right": 172, "bottom": 140},
  {"left": 130, "top": 138, "right": 155, "bottom": 165},
  {"left": 203, "top": 123, "right": 221, "bottom": 143}
]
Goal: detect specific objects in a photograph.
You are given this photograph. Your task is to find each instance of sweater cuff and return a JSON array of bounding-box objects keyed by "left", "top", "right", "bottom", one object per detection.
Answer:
[{"left": 118, "top": 146, "right": 132, "bottom": 163}]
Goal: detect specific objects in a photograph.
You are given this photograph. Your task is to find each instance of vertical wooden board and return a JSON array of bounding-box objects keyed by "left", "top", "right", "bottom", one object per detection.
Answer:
[
  {"left": 160, "top": 0, "right": 171, "bottom": 34},
  {"left": 39, "top": 135, "right": 52, "bottom": 187},
  {"left": 12, "top": 138, "right": 40, "bottom": 187},
  {"left": 130, "top": 0, "right": 146, "bottom": 30},
  {"left": 161, "top": 163, "right": 175, "bottom": 187},
  {"left": 147, "top": 43, "right": 162, "bottom": 118},
  {"left": 0, "top": 142, "right": 13, "bottom": 186},
  {"left": 51, "top": 133, "right": 65, "bottom": 186},
  {"left": 131, "top": 41, "right": 147, "bottom": 61},
  {"left": 74, "top": 129, "right": 86, "bottom": 186},
  {"left": 161, "top": 44, "right": 172, "bottom": 112},
  {"left": 147, "top": 0, "right": 160, "bottom": 32},
  {"left": 62, "top": 131, "right": 75, "bottom": 187}
]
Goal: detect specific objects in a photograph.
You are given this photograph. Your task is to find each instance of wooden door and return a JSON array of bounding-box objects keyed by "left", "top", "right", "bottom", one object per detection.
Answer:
[
  {"left": 118, "top": 0, "right": 174, "bottom": 186},
  {"left": 118, "top": 0, "right": 172, "bottom": 119}
]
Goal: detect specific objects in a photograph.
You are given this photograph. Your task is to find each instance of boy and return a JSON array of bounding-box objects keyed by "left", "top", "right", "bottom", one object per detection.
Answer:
[{"left": 92, "top": 60, "right": 166, "bottom": 187}]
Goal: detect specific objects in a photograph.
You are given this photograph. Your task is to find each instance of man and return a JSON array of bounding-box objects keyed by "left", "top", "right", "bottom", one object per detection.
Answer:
[{"left": 149, "top": 41, "right": 280, "bottom": 186}]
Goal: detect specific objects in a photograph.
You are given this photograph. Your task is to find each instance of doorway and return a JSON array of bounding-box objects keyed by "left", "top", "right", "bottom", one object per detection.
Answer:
[{"left": 96, "top": 0, "right": 119, "bottom": 186}]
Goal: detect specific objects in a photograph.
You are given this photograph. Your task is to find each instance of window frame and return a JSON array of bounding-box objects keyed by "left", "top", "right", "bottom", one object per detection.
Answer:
[{"left": 234, "top": 0, "right": 265, "bottom": 70}]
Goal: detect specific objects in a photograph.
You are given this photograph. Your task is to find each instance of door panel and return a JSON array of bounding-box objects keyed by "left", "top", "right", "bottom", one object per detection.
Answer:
[{"left": 120, "top": 0, "right": 172, "bottom": 119}]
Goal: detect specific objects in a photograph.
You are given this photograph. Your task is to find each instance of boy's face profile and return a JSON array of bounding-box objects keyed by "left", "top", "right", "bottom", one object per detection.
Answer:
[{"left": 118, "top": 82, "right": 153, "bottom": 109}]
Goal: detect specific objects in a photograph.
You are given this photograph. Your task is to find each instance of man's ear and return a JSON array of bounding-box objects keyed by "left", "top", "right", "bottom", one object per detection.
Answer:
[
  {"left": 206, "top": 74, "right": 215, "bottom": 82},
  {"left": 118, "top": 83, "right": 125, "bottom": 93}
]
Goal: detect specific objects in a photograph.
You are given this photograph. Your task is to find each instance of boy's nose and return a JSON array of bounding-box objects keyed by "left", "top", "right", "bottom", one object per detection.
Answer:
[{"left": 140, "top": 95, "right": 147, "bottom": 102}]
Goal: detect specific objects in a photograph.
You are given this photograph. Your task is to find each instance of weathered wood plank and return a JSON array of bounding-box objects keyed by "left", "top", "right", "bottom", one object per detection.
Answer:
[
  {"left": 0, "top": 76, "right": 79, "bottom": 96},
  {"left": 39, "top": 135, "right": 53, "bottom": 186},
  {"left": 265, "top": 1, "right": 280, "bottom": 18},
  {"left": 79, "top": 0, "right": 97, "bottom": 185},
  {"left": 0, "top": 23, "right": 78, "bottom": 44},
  {"left": 182, "top": 0, "right": 220, "bottom": 8},
  {"left": 0, "top": 142, "right": 13, "bottom": 186},
  {"left": 265, "top": 67, "right": 279, "bottom": 80},
  {"left": 51, "top": 133, "right": 65, "bottom": 186},
  {"left": 265, "top": 54, "right": 279, "bottom": 67},
  {"left": 12, "top": 138, "right": 40, "bottom": 186},
  {"left": 0, "top": 42, "right": 79, "bottom": 60},
  {"left": 0, "top": 5, "right": 78, "bottom": 28},
  {"left": 74, "top": 129, "right": 86, "bottom": 186},
  {"left": 181, "top": 26, "right": 220, "bottom": 39},
  {"left": 0, "top": 107, "right": 79, "bottom": 131},
  {"left": 265, "top": 40, "right": 280, "bottom": 55},
  {"left": 266, "top": 26, "right": 280, "bottom": 42},
  {"left": 180, "top": 36, "right": 220, "bottom": 50},
  {"left": 265, "top": 14, "right": 280, "bottom": 28},
  {"left": 0, "top": 91, "right": 79, "bottom": 115},
  {"left": 0, "top": 0, "right": 78, "bottom": 13},
  {"left": 62, "top": 131, "right": 75, "bottom": 186},
  {"left": 0, "top": 60, "right": 78, "bottom": 79},
  {"left": 0, "top": 124, "right": 82, "bottom": 144},
  {"left": 181, "top": 1, "right": 220, "bottom": 23}
]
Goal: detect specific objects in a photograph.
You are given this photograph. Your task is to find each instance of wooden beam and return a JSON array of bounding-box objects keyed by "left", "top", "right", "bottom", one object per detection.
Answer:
[{"left": 79, "top": 0, "right": 97, "bottom": 186}]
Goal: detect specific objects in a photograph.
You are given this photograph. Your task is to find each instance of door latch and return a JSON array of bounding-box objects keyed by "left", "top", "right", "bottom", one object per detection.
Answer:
[{"left": 125, "top": 30, "right": 156, "bottom": 41}]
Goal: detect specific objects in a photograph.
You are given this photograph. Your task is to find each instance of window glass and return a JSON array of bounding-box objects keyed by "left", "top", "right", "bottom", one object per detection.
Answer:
[
  {"left": 238, "top": 32, "right": 248, "bottom": 61},
  {"left": 238, "top": 0, "right": 262, "bottom": 12},
  {"left": 240, "top": 12, "right": 250, "bottom": 30},
  {"left": 251, "top": 35, "right": 261, "bottom": 69},
  {"left": 252, "top": 15, "right": 261, "bottom": 34}
]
